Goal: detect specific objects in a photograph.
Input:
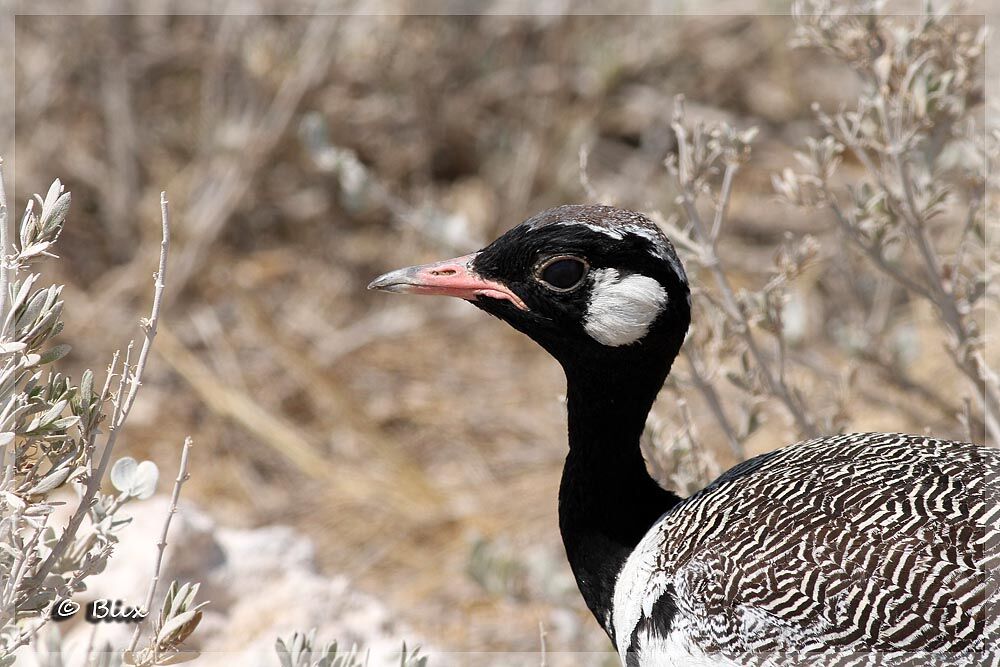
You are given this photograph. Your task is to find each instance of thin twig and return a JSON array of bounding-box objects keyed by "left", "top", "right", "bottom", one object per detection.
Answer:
[
  {"left": 99, "top": 19, "right": 140, "bottom": 246},
  {"left": 579, "top": 144, "right": 599, "bottom": 202},
  {"left": 681, "top": 347, "right": 744, "bottom": 460},
  {"left": 949, "top": 195, "right": 980, "bottom": 294},
  {"left": 127, "top": 437, "right": 193, "bottom": 655},
  {"left": 898, "top": 156, "right": 958, "bottom": 315},
  {"left": 672, "top": 119, "right": 818, "bottom": 438},
  {"left": 826, "top": 91, "right": 996, "bottom": 434},
  {"left": 877, "top": 101, "right": 998, "bottom": 443},
  {"left": 960, "top": 398, "right": 974, "bottom": 444},
  {"left": 33, "top": 192, "right": 170, "bottom": 588},
  {"left": 538, "top": 621, "right": 547, "bottom": 667},
  {"left": 710, "top": 160, "right": 736, "bottom": 247},
  {"left": 82, "top": 620, "right": 99, "bottom": 667},
  {"left": 824, "top": 196, "right": 935, "bottom": 301}
]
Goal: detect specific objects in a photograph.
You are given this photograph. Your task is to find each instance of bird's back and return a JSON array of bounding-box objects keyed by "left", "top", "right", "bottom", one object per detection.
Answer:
[{"left": 612, "top": 433, "right": 1000, "bottom": 666}]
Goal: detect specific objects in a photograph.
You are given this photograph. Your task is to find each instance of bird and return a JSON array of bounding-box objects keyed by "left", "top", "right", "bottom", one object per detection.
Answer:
[{"left": 368, "top": 204, "right": 1000, "bottom": 666}]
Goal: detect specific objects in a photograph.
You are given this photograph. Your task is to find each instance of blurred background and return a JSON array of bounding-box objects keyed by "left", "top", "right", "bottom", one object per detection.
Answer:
[{"left": 4, "top": 3, "right": 995, "bottom": 664}]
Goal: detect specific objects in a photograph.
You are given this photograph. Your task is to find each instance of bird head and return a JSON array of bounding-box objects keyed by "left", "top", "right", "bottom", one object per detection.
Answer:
[{"left": 368, "top": 205, "right": 691, "bottom": 383}]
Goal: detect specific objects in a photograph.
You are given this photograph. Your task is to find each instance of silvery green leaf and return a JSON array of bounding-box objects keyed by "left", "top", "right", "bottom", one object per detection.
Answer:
[
  {"left": 88, "top": 554, "right": 110, "bottom": 576},
  {"left": 276, "top": 638, "right": 293, "bottom": 667},
  {"left": 156, "top": 609, "right": 200, "bottom": 646},
  {"left": 111, "top": 457, "right": 138, "bottom": 493},
  {"left": 23, "top": 466, "right": 72, "bottom": 495},
  {"left": 37, "top": 399, "right": 67, "bottom": 429},
  {"left": 0, "top": 342, "right": 27, "bottom": 355},
  {"left": 1, "top": 491, "right": 26, "bottom": 510},
  {"left": 80, "top": 368, "right": 93, "bottom": 399},
  {"left": 51, "top": 416, "right": 80, "bottom": 430},
  {"left": 44, "top": 285, "right": 61, "bottom": 311},
  {"left": 793, "top": 151, "right": 812, "bottom": 171},
  {"left": 43, "top": 179, "right": 62, "bottom": 213},
  {"left": 913, "top": 74, "right": 928, "bottom": 118},
  {"left": 18, "top": 289, "right": 49, "bottom": 329},
  {"left": 182, "top": 580, "right": 198, "bottom": 602},
  {"left": 42, "top": 192, "right": 71, "bottom": 234},
  {"left": 130, "top": 460, "right": 159, "bottom": 499},
  {"left": 19, "top": 587, "right": 57, "bottom": 612},
  {"left": 38, "top": 343, "right": 73, "bottom": 364},
  {"left": 169, "top": 582, "right": 195, "bottom": 617},
  {"left": 10, "top": 274, "right": 37, "bottom": 312},
  {"left": 19, "top": 201, "right": 37, "bottom": 248},
  {"left": 0, "top": 431, "right": 13, "bottom": 446},
  {"left": 160, "top": 580, "right": 178, "bottom": 625},
  {"left": 19, "top": 241, "right": 52, "bottom": 260}
]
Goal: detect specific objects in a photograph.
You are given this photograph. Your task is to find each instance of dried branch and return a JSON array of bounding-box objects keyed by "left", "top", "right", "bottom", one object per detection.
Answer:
[
  {"left": 127, "top": 436, "right": 194, "bottom": 655},
  {"left": 670, "top": 97, "right": 819, "bottom": 439},
  {"left": 33, "top": 191, "right": 170, "bottom": 600},
  {"left": 681, "top": 347, "right": 743, "bottom": 460},
  {"left": 784, "top": 0, "right": 994, "bottom": 443}
]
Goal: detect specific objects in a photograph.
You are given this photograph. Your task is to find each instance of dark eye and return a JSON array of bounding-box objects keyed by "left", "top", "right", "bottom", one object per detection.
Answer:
[{"left": 537, "top": 256, "right": 588, "bottom": 291}]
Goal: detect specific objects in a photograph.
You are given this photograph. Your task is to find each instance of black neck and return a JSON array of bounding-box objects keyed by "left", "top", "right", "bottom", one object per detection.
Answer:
[{"left": 557, "top": 364, "right": 682, "bottom": 639}]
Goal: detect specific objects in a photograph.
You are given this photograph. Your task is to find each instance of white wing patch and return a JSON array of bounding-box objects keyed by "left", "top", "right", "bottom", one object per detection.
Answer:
[
  {"left": 613, "top": 514, "right": 671, "bottom": 655},
  {"left": 625, "top": 629, "right": 740, "bottom": 667},
  {"left": 584, "top": 269, "right": 668, "bottom": 347}
]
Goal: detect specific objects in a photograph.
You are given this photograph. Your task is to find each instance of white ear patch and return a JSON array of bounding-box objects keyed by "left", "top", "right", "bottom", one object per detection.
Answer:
[{"left": 584, "top": 269, "right": 668, "bottom": 347}]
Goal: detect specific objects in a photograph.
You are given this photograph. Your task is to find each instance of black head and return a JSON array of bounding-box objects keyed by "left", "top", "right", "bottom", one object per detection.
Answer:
[{"left": 368, "top": 205, "right": 691, "bottom": 387}]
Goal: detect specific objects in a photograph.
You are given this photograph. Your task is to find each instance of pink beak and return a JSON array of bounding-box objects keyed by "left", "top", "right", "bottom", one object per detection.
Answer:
[{"left": 367, "top": 253, "right": 528, "bottom": 311}]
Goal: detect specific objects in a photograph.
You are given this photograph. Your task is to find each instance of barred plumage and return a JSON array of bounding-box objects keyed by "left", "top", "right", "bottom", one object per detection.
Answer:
[{"left": 613, "top": 433, "right": 1000, "bottom": 666}]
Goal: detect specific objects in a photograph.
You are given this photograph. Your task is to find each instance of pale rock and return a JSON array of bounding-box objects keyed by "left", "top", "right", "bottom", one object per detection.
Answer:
[{"left": 16, "top": 497, "right": 421, "bottom": 665}]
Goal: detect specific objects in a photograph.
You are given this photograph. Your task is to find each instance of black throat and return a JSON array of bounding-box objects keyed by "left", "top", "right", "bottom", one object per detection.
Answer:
[{"left": 557, "top": 360, "right": 682, "bottom": 640}]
